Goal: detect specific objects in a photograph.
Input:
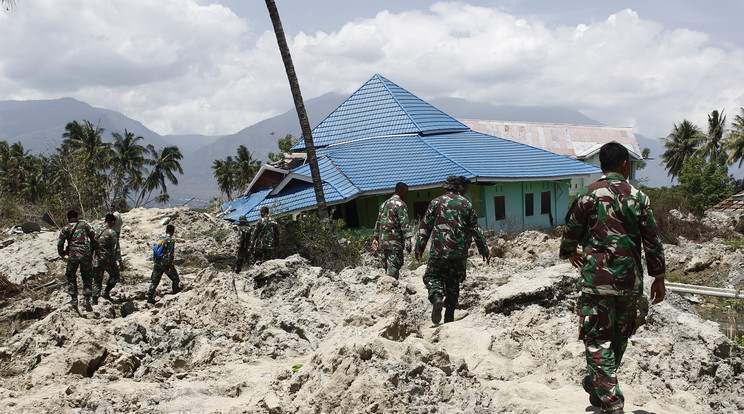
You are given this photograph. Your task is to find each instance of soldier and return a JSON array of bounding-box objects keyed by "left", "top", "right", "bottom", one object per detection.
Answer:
[
  {"left": 110, "top": 203, "right": 123, "bottom": 239},
  {"left": 415, "top": 176, "right": 490, "bottom": 324},
  {"left": 251, "top": 206, "right": 278, "bottom": 264},
  {"left": 234, "top": 215, "right": 253, "bottom": 273},
  {"left": 372, "top": 182, "right": 413, "bottom": 279},
  {"left": 146, "top": 224, "right": 181, "bottom": 304},
  {"left": 560, "top": 142, "right": 666, "bottom": 414},
  {"left": 93, "top": 213, "right": 124, "bottom": 304},
  {"left": 57, "top": 210, "right": 97, "bottom": 309}
]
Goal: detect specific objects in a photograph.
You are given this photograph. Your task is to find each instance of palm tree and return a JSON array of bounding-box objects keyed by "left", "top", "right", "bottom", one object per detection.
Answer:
[
  {"left": 212, "top": 156, "right": 238, "bottom": 200},
  {"left": 661, "top": 120, "right": 705, "bottom": 180},
  {"left": 697, "top": 109, "right": 727, "bottom": 163},
  {"left": 235, "top": 145, "right": 261, "bottom": 194},
  {"left": 725, "top": 107, "right": 744, "bottom": 167},
  {"left": 62, "top": 120, "right": 112, "bottom": 208},
  {"left": 136, "top": 145, "right": 183, "bottom": 206},
  {"left": 265, "top": 0, "right": 328, "bottom": 220},
  {"left": 111, "top": 129, "right": 148, "bottom": 206}
]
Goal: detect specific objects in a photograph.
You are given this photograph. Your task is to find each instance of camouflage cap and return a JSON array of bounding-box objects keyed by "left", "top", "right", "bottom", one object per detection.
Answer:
[
  {"left": 444, "top": 175, "right": 467, "bottom": 192},
  {"left": 238, "top": 215, "right": 247, "bottom": 223}
]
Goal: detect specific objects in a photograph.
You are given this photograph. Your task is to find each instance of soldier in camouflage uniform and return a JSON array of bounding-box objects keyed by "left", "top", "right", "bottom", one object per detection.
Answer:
[
  {"left": 93, "top": 213, "right": 124, "bottom": 304},
  {"left": 57, "top": 210, "right": 98, "bottom": 309},
  {"left": 251, "top": 206, "right": 279, "bottom": 264},
  {"left": 415, "top": 176, "right": 490, "bottom": 324},
  {"left": 146, "top": 224, "right": 181, "bottom": 304},
  {"left": 372, "top": 182, "right": 413, "bottom": 279},
  {"left": 234, "top": 215, "right": 253, "bottom": 273},
  {"left": 560, "top": 142, "right": 666, "bottom": 414}
]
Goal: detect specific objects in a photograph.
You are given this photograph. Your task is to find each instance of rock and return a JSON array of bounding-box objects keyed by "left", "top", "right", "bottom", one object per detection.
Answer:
[{"left": 21, "top": 222, "right": 41, "bottom": 234}]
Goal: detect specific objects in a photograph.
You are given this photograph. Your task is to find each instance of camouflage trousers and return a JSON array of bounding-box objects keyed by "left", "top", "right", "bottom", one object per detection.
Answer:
[
  {"left": 65, "top": 258, "right": 93, "bottom": 299},
  {"left": 93, "top": 263, "right": 120, "bottom": 297},
  {"left": 235, "top": 249, "right": 252, "bottom": 273},
  {"left": 380, "top": 249, "right": 404, "bottom": 279},
  {"left": 578, "top": 292, "right": 639, "bottom": 413},
  {"left": 147, "top": 264, "right": 180, "bottom": 298},
  {"left": 254, "top": 248, "right": 274, "bottom": 264},
  {"left": 423, "top": 257, "right": 467, "bottom": 308}
]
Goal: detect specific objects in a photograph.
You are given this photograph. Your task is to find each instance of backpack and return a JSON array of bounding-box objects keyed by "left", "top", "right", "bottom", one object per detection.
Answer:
[{"left": 153, "top": 237, "right": 167, "bottom": 260}]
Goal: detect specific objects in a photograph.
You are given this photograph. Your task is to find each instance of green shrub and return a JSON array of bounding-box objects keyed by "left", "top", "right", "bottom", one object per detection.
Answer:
[{"left": 275, "top": 214, "right": 363, "bottom": 272}]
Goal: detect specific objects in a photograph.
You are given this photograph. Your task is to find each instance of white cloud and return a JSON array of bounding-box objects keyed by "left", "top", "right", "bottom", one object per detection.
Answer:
[{"left": 2, "top": 1, "right": 743, "bottom": 140}]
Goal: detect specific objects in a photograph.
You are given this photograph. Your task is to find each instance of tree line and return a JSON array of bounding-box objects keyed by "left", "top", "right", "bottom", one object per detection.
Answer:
[
  {"left": 0, "top": 120, "right": 183, "bottom": 218},
  {"left": 658, "top": 107, "right": 744, "bottom": 215},
  {"left": 211, "top": 133, "right": 296, "bottom": 200}
]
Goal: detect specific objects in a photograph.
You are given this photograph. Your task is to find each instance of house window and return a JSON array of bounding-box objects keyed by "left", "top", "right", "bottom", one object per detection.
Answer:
[
  {"left": 541, "top": 191, "right": 551, "bottom": 215},
  {"left": 525, "top": 193, "right": 534, "bottom": 216},
  {"left": 494, "top": 196, "right": 505, "bottom": 221}
]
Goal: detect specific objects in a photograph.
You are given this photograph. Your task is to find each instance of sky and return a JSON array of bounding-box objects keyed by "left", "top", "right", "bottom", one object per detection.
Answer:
[{"left": 2, "top": 0, "right": 743, "bottom": 141}]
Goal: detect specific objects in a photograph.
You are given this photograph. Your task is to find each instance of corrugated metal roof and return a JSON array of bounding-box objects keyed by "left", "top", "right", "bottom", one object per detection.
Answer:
[
  {"left": 707, "top": 190, "right": 744, "bottom": 215},
  {"left": 459, "top": 120, "right": 642, "bottom": 160},
  {"left": 292, "top": 74, "right": 468, "bottom": 150},
  {"left": 283, "top": 156, "right": 360, "bottom": 199},
  {"left": 223, "top": 189, "right": 272, "bottom": 223},
  {"left": 423, "top": 131, "right": 600, "bottom": 179}
]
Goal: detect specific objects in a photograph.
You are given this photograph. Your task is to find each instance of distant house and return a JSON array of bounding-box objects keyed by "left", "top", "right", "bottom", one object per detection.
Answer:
[
  {"left": 222, "top": 74, "right": 600, "bottom": 232},
  {"left": 706, "top": 191, "right": 744, "bottom": 216},
  {"left": 460, "top": 120, "right": 644, "bottom": 195}
]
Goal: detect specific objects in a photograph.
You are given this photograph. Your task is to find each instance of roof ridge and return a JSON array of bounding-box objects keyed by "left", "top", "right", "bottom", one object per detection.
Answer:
[
  {"left": 375, "top": 74, "right": 424, "bottom": 133},
  {"left": 417, "top": 134, "right": 476, "bottom": 177},
  {"left": 325, "top": 157, "right": 361, "bottom": 194}
]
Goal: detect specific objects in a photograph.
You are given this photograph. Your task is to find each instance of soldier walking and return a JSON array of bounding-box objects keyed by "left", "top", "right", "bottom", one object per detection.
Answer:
[
  {"left": 251, "top": 207, "right": 278, "bottom": 264},
  {"left": 57, "top": 210, "right": 97, "bottom": 309},
  {"left": 560, "top": 142, "right": 666, "bottom": 414},
  {"left": 93, "top": 213, "right": 124, "bottom": 304},
  {"left": 372, "top": 182, "right": 412, "bottom": 279},
  {"left": 415, "top": 176, "right": 490, "bottom": 324},
  {"left": 234, "top": 215, "right": 253, "bottom": 273},
  {"left": 146, "top": 224, "right": 181, "bottom": 304}
]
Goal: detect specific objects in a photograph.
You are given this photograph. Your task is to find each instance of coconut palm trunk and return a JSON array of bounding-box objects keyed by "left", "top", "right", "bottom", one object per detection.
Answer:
[{"left": 265, "top": 0, "right": 328, "bottom": 221}]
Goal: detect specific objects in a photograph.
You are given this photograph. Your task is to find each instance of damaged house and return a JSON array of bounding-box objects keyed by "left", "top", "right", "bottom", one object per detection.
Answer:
[{"left": 222, "top": 74, "right": 601, "bottom": 232}]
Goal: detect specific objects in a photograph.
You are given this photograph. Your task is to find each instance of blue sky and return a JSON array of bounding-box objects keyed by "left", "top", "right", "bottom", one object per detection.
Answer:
[{"left": 2, "top": 0, "right": 743, "bottom": 143}]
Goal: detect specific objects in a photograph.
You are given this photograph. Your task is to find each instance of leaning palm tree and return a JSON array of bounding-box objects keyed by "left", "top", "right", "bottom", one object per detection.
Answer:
[
  {"left": 265, "top": 0, "right": 328, "bottom": 220},
  {"left": 696, "top": 109, "right": 727, "bottom": 163},
  {"left": 136, "top": 145, "right": 183, "bottom": 206},
  {"left": 725, "top": 107, "right": 744, "bottom": 167},
  {"left": 661, "top": 120, "right": 705, "bottom": 180}
]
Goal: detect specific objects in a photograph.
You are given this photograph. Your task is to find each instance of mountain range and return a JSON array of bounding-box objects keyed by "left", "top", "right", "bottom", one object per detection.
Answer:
[{"left": 0, "top": 95, "right": 670, "bottom": 207}]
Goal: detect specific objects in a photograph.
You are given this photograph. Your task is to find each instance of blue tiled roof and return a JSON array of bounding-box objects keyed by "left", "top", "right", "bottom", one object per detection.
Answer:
[
  {"left": 423, "top": 131, "right": 601, "bottom": 178},
  {"left": 223, "top": 189, "right": 271, "bottom": 223},
  {"left": 292, "top": 74, "right": 468, "bottom": 150},
  {"left": 287, "top": 156, "right": 360, "bottom": 199},
  {"left": 315, "top": 135, "right": 470, "bottom": 191}
]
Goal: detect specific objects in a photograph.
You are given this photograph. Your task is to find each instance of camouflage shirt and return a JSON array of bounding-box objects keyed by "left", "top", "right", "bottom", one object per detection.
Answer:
[
  {"left": 374, "top": 194, "right": 412, "bottom": 251},
  {"left": 155, "top": 235, "right": 176, "bottom": 267},
  {"left": 415, "top": 192, "right": 489, "bottom": 258},
  {"left": 559, "top": 172, "right": 666, "bottom": 296},
  {"left": 57, "top": 219, "right": 96, "bottom": 261},
  {"left": 96, "top": 226, "right": 122, "bottom": 267},
  {"left": 251, "top": 216, "right": 278, "bottom": 250},
  {"left": 237, "top": 223, "right": 253, "bottom": 252}
]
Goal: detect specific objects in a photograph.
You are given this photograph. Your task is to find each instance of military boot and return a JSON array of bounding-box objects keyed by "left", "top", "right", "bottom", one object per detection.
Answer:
[
  {"left": 582, "top": 375, "right": 602, "bottom": 408},
  {"left": 101, "top": 289, "right": 112, "bottom": 301},
  {"left": 68, "top": 296, "right": 78, "bottom": 308},
  {"left": 146, "top": 293, "right": 156, "bottom": 304},
  {"left": 172, "top": 283, "right": 181, "bottom": 295},
  {"left": 430, "top": 293, "right": 444, "bottom": 324},
  {"left": 82, "top": 296, "right": 92, "bottom": 310},
  {"left": 444, "top": 307, "right": 455, "bottom": 323}
]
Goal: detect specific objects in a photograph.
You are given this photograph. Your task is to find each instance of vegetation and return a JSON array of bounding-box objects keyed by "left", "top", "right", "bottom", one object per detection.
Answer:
[
  {"left": 212, "top": 145, "right": 261, "bottom": 201},
  {"left": 267, "top": 133, "right": 298, "bottom": 163},
  {"left": 274, "top": 213, "right": 372, "bottom": 272},
  {"left": 0, "top": 120, "right": 183, "bottom": 226},
  {"left": 657, "top": 107, "right": 744, "bottom": 218}
]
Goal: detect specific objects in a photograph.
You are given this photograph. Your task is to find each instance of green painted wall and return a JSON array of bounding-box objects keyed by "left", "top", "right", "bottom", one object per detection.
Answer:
[{"left": 349, "top": 181, "right": 571, "bottom": 232}]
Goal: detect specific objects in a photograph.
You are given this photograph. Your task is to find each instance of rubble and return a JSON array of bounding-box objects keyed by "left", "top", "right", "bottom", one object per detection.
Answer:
[{"left": 0, "top": 207, "right": 741, "bottom": 413}]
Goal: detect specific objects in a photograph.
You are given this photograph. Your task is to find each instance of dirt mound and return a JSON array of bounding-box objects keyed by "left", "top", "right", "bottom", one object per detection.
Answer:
[{"left": 0, "top": 207, "right": 742, "bottom": 413}]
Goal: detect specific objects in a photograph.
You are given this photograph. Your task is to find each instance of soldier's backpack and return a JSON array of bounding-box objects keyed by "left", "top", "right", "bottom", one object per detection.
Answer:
[{"left": 153, "top": 237, "right": 167, "bottom": 260}]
